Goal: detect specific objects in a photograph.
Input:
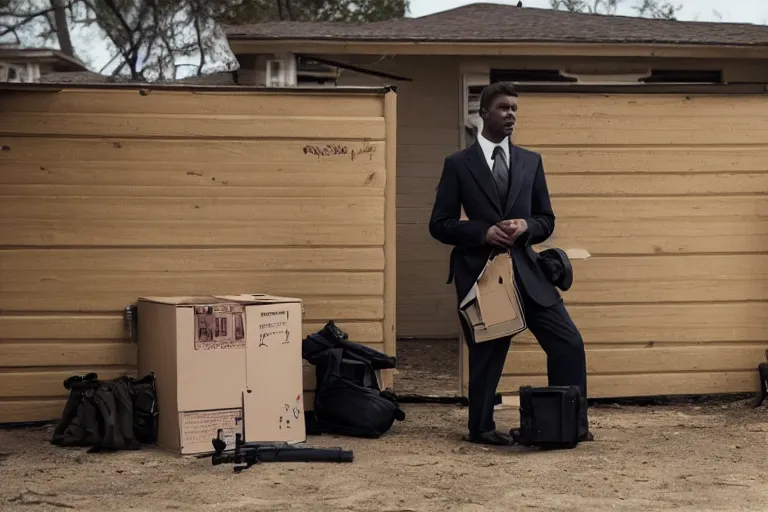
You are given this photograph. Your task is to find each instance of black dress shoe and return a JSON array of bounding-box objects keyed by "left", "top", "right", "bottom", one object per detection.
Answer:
[{"left": 466, "top": 430, "right": 515, "bottom": 446}]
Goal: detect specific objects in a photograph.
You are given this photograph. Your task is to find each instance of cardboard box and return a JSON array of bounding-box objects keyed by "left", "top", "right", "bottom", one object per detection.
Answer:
[
  {"left": 459, "top": 248, "right": 592, "bottom": 344},
  {"left": 137, "top": 294, "right": 305, "bottom": 454},
  {"left": 459, "top": 252, "right": 527, "bottom": 343}
]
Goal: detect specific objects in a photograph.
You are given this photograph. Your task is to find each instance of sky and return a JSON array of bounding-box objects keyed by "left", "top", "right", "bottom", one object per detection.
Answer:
[{"left": 408, "top": 0, "right": 768, "bottom": 24}]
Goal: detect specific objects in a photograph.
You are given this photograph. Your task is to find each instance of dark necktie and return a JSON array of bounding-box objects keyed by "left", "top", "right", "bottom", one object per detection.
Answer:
[{"left": 491, "top": 145, "right": 510, "bottom": 210}]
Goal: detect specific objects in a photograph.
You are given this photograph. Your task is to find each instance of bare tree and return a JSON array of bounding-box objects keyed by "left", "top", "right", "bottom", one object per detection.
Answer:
[
  {"left": 0, "top": 0, "right": 410, "bottom": 81},
  {"left": 634, "top": 0, "right": 679, "bottom": 20},
  {"left": 0, "top": 0, "right": 69, "bottom": 45},
  {"left": 550, "top": 0, "right": 619, "bottom": 15},
  {"left": 551, "top": 0, "right": 679, "bottom": 19},
  {"left": 50, "top": 0, "right": 73, "bottom": 55}
]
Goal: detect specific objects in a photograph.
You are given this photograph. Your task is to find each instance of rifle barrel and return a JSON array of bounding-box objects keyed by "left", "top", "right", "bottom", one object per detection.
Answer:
[
  {"left": 211, "top": 446, "right": 354, "bottom": 466},
  {"left": 257, "top": 447, "right": 354, "bottom": 463}
]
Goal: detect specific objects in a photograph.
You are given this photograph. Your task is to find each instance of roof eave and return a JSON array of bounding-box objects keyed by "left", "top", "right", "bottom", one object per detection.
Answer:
[
  {"left": 227, "top": 39, "right": 768, "bottom": 60},
  {"left": 50, "top": 50, "right": 89, "bottom": 71},
  {"left": 0, "top": 49, "right": 88, "bottom": 71}
]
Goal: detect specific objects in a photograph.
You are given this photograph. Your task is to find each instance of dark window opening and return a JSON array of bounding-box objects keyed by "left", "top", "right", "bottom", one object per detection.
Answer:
[
  {"left": 296, "top": 56, "right": 337, "bottom": 85},
  {"left": 490, "top": 68, "right": 723, "bottom": 84},
  {"left": 643, "top": 69, "right": 722, "bottom": 83},
  {"left": 491, "top": 69, "right": 576, "bottom": 83}
]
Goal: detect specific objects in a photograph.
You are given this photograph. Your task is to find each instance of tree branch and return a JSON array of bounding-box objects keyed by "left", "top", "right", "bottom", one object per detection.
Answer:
[
  {"left": 98, "top": 46, "right": 121, "bottom": 73},
  {"left": 52, "top": 0, "right": 74, "bottom": 55},
  {"left": 101, "top": 0, "right": 155, "bottom": 79},
  {"left": 193, "top": 7, "right": 205, "bottom": 75},
  {"left": 80, "top": 0, "right": 141, "bottom": 79},
  {"left": 0, "top": 5, "right": 57, "bottom": 37},
  {"left": 102, "top": 0, "right": 135, "bottom": 45},
  {"left": 152, "top": 3, "right": 175, "bottom": 79}
]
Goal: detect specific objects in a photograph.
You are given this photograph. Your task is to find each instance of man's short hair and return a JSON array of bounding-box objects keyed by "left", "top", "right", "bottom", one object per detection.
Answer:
[{"left": 479, "top": 82, "right": 518, "bottom": 113}]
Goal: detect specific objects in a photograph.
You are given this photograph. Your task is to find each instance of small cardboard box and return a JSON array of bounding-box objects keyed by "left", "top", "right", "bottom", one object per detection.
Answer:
[{"left": 137, "top": 294, "right": 305, "bottom": 454}]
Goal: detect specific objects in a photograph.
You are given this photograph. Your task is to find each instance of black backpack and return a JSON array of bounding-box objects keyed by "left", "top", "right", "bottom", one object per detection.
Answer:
[
  {"left": 51, "top": 372, "right": 158, "bottom": 452},
  {"left": 303, "top": 322, "right": 405, "bottom": 438},
  {"left": 311, "top": 348, "right": 405, "bottom": 438},
  {"left": 303, "top": 321, "right": 397, "bottom": 374},
  {"left": 511, "top": 385, "right": 584, "bottom": 450}
]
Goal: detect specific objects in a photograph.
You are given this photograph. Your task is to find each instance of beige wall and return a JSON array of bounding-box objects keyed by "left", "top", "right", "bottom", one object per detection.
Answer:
[
  {"left": 0, "top": 86, "right": 396, "bottom": 423},
  {"left": 324, "top": 54, "right": 768, "bottom": 342},
  {"left": 491, "top": 93, "right": 768, "bottom": 398},
  {"left": 328, "top": 54, "right": 768, "bottom": 398},
  {"left": 332, "top": 56, "right": 463, "bottom": 338}
]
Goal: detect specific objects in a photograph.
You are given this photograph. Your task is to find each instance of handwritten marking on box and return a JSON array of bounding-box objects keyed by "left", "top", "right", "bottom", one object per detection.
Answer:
[{"left": 259, "top": 309, "right": 291, "bottom": 348}]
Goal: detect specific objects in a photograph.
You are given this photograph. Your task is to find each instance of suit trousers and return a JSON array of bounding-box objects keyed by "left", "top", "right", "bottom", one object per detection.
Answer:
[{"left": 462, "top": 287, "right": 588, "bottom": 437}]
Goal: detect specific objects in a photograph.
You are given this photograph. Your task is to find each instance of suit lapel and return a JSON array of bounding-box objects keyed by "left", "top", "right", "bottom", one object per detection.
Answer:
[
  {"left": 504, "top": 142, "right": 525, "bottom": 215},
  {"left": 465, "top": 142, "right": 502, "bottom": 215}
]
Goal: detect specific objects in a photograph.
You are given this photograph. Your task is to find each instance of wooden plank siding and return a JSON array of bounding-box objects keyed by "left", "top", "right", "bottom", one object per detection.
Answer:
[
  {"left": 484, "top": 94, "right": 768, "bottom": 398},
  {"left": 0, "top": 86, "right": 397, "bottom": 423},
  {"left": 394, "top": 92, "right": 768, "bottom": 339},
  {"left": 333, "top": 56, "right": 768, "bottom": 398}
]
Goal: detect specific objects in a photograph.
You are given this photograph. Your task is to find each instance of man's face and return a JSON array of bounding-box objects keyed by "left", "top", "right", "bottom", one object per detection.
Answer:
[{"left": 482, "top": 94, "right": 518, "bottom": 138}]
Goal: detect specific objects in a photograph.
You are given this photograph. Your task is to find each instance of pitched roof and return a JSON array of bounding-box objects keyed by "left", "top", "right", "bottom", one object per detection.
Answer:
[
  {"left": 37, "top": 71, "right": 113, "bottom": 84},
  {"left": 224, "top": 3, "right": 768, "bottom": 47}
]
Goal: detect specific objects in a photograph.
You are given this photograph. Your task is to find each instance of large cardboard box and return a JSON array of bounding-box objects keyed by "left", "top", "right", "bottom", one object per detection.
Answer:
[{"left": 137, "top": 294, "right": 305, "bottom": 454}]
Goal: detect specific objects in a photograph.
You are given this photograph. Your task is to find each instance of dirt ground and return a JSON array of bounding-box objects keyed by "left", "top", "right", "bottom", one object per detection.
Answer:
[{"left": 2, "top": 340, "right": 767, "bottom": 512}]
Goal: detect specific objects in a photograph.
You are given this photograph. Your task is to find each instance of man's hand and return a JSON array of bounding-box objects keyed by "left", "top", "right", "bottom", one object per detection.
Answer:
[
  {"left": 497, "top": 219, "right": 528, "bottom": 243},
  {"left": 485, "top": 225, "right": 513, "bottom": 248}
]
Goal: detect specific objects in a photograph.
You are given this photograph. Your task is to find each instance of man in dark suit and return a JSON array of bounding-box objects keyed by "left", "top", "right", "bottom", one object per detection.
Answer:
[{"left": 429, "top": 82, "right": 590, "bottom": 446}]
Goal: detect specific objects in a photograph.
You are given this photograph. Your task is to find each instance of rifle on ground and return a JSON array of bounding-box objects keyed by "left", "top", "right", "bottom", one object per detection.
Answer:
[{"left": 210, "top": 430, "right": 354, "bottom": 473}]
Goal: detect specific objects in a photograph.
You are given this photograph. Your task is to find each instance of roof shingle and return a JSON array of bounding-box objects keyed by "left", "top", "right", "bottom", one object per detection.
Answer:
[{"left": 224, "top": 3, "right": 768, "bottom": 47}]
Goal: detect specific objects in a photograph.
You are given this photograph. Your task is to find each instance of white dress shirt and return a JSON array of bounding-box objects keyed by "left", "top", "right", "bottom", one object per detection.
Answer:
[{"left": 476, "top": 133, "right": 511, "bottom": 171}]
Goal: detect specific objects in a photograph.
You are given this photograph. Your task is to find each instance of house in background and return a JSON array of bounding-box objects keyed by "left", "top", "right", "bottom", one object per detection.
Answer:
[
  {"left": 223, "top": 3, "right": 768, "bottom": 399},
  {"left": 0, "top": 44, "right": 87, "bottom": 82},
  {"left": 35, "top": 53, "right": 336, "bottom": 86}
]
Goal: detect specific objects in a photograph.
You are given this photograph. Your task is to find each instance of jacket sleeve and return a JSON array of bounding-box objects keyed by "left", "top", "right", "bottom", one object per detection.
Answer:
[
  {"left": 429, "top": 157, "right": 491, "bottom": 248},
  {"left": 517, "top": 154, "right": 555, "bottom": 246}
]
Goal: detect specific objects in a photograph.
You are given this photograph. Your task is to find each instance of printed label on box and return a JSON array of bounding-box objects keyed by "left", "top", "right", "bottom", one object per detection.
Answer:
[
  {"left": 180, "top": 409, "right": 243, "bottom": 449},
  {"left": 258, "top": 309, "right": 291, "bottom": 348},
  {"left": 194, "top": 304, "right": 245, "bottom": 350}
]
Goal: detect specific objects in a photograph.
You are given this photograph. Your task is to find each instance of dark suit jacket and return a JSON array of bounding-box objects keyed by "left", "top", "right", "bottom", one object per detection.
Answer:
[{"left": 429, "top": 140, "right": 560, "bottom": 308}]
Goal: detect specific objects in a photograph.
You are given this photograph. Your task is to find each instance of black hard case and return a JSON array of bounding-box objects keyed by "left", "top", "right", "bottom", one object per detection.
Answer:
[{"left": 516, "top": 385, "right": 582, "bottom": 449}]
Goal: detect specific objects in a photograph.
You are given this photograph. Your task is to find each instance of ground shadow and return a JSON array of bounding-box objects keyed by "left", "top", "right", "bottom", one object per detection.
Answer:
[{"left": 394, "top": 338, "right": 460, "bottom": 396}]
